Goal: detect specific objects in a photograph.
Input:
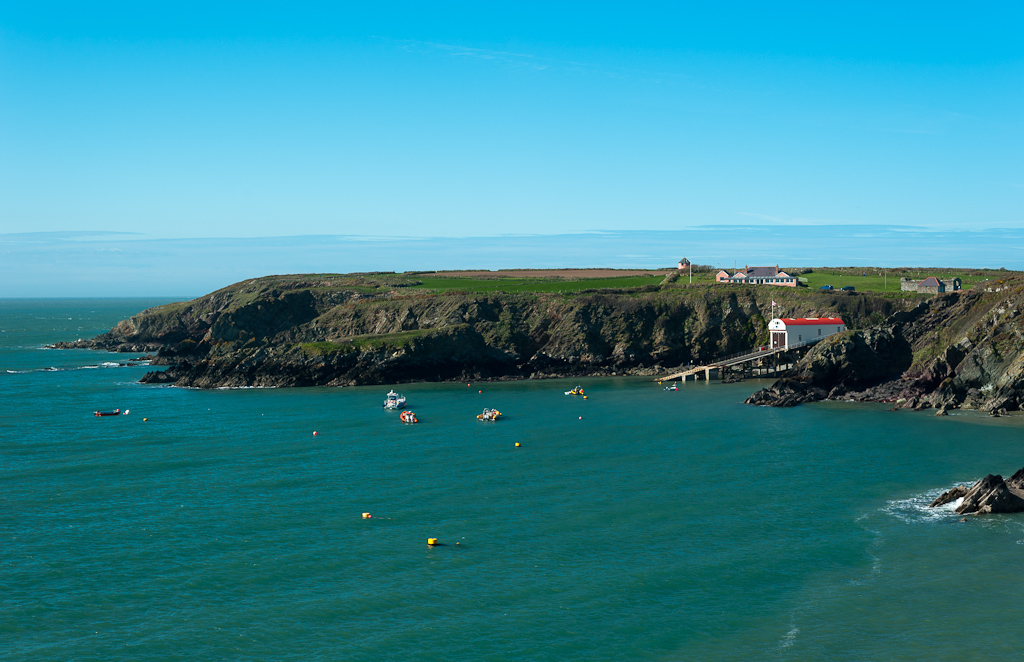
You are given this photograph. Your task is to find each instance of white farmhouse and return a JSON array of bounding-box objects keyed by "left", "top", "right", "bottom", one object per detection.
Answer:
[{"left": 768, "top": 317, "right": 846, "bottom": 350}]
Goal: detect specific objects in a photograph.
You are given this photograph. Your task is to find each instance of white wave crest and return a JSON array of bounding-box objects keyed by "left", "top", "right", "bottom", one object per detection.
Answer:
[{"left": 881, "top": 485, "right": 975, "bottom": 524}]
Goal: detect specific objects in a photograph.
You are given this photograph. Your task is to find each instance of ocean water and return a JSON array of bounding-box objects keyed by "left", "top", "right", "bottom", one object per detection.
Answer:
[{"left": 3, "top": 299, "right": 1024, "bottom": 661}]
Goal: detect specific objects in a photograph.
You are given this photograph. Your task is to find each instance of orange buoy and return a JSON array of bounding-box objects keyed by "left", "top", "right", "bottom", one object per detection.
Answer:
[{"left": 313, "top": 431, "right": 317, "bottom": 436}]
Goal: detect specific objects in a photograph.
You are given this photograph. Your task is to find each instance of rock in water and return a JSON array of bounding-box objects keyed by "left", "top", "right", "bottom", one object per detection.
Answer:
[
  {"left": 744, "top": 378, "right": 827, "bottom": 407},
  {"left": 930, "top": 485, "right": 969, "bottom": 507},
  {"left": 953, "top": 473, "right": 1024, "bottom": 515},
  {"left": 140, "top": 369, "right": 178, "bottom": 384}
]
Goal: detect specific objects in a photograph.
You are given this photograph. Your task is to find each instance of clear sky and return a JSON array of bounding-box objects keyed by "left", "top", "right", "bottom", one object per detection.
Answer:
[{"left": 1, "top": 3, "right": 1022, "bottom": 295}]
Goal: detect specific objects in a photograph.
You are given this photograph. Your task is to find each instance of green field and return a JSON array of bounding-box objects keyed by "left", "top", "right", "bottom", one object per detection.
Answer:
[
  {"left": 799, "top": 269, "right": 1004, "bottom": 293},
  {"left": 407, "top": 275, "right": 668, "bottom": 293}
]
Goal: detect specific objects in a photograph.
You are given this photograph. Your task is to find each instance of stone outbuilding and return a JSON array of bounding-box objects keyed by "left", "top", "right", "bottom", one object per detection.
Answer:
[{"left": 901, "top": 277, "right": 962, "bottom": 294}]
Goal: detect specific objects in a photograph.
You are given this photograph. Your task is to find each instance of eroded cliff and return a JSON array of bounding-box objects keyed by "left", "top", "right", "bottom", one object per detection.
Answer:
[{"left": 52, "top": 273, "right": 914, "bottom": 388}]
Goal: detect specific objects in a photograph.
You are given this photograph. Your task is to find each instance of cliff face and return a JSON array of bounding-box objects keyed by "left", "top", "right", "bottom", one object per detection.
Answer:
[
  {"left": 52, "top": 274, "right": 914, "bottom": 388},
  {"left": 747, "top": 277, "right": 1024, "bottom": 413}
]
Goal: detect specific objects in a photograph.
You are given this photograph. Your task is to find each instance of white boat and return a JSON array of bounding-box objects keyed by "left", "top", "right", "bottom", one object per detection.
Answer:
[
  {"left": 477, "top": 408, "right": 502, "bottom": 421},
  {"left": 383, "top": 390, "right": 407, "bottom": 409},
  {"left": 664, "top": 383, "right": 678, "bottom": 391}
]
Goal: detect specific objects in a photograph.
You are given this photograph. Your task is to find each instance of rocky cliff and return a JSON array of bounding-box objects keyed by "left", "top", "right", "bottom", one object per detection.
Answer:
[
  {"left": 747, "top": 276, "right": 1024, "bottom": 413},
  {"left": 50, "top": 273, "right": 913, "bottom": 389}
]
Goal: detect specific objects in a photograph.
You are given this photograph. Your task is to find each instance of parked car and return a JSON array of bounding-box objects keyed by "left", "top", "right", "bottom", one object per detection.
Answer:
[
  {"left": 820, "top": 284, "right": 834, "bottom": 290},
  {"left": 841, "top": 286, "right": 855, "bottom": 291}
]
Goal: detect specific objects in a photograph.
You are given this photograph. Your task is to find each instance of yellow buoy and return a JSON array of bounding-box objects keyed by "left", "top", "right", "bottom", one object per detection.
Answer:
[
  {"left": 427, "top": 538, "right": 438, "bottom": 546},
  {"left": 143, "top": 418, "right": 148, "bottom": 421},
  {"left": 583, "top": 395, "right": 588, "bottom": 399},
  {"left": 362, "top": 512, "right": 372, "bottom": 519},
  {"left": 515, "top": 442, "right": 521, "bottom": 447}
]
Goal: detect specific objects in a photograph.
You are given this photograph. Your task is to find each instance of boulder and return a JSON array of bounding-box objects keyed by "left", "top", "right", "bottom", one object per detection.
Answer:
[
  {"left": 954, "top": 473, "right": 1024, "bottom": 515},
  {"left": 930, "top": 485, "right": 968, "bottom": 507}
]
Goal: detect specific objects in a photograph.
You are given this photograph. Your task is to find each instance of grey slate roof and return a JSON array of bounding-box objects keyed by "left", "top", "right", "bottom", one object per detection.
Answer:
[{"left": 744, "top": 266, "right": 780, "bottom": 278}]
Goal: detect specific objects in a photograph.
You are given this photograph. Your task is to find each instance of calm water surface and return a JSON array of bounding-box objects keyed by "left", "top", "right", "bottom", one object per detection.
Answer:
[{"left": 2, "top": 299, "right": 1023, "bottom": 661}]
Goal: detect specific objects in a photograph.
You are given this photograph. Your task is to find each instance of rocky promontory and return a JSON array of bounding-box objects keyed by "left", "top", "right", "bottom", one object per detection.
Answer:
[{"left": 49, "top": 272, "right": 912, "bottom": 389}]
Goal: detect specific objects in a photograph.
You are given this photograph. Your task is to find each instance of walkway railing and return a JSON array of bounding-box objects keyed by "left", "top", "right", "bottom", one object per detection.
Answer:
[{"left": 654, "top": 336, "right": 825, "bottom": 380}]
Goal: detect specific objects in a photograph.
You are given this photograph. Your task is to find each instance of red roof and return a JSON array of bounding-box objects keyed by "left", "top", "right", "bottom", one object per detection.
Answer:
[{"left": 779, "top": 317, "right": 845, "bottom": 326}]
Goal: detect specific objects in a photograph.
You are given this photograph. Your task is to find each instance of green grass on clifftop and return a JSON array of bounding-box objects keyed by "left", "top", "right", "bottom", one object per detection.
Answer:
[{"left": 407, "top": 275, "right": 669, "bottom": 293}]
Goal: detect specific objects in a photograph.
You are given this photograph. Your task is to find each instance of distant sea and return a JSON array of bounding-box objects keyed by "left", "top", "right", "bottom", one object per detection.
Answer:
[
  {"left": 3, "top": 298, "right": 1024, "bottom": 661},
  {"left": 4, "top": 225, "right": 1022, "bottom": 297}
]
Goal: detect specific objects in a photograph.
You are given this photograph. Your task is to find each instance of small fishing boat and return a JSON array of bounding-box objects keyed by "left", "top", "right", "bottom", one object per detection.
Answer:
[
  {"left": 565, "top": 385, "right": 585, "bottom": 396},
  {"left": 664, "top": 383, "right": 678, "bottom": 391},
  {"left": 477, "top": 408, "right": 502, "bottom": 421},
  {"left": 400, "top": 410, "right": 418, "bottom": 424},
  {"left": 382, "top": 390, "right": 407, "bottom": 410},
  {"left": 94, "top": 408, "right": 121, "bottom": 417}
]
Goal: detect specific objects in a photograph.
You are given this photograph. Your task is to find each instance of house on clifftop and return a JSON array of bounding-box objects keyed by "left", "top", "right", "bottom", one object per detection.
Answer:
[{"left": 715, "top": 265, "right": 798, "bottom": 287}]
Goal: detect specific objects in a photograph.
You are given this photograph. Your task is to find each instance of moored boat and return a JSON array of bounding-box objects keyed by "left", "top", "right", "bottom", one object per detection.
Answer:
[
  {"left": 477, "top": 408, "right": 502, "bottom": 421},
  {"left": 565, "top": 385, "right": 585, "bottom": 396},
  {"left": 94, "top": 408, "right": 121, "bottom": 417},
  {"left": 383, "top": 390, "right": 407, "bottom": 409}
]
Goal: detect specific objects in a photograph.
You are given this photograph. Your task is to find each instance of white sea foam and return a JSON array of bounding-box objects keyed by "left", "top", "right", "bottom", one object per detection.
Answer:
[{"left": 881, "top": 485, "right": 974, "bottom": 524}]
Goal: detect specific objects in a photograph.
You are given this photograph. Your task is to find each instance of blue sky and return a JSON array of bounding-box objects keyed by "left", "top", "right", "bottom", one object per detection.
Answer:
[{"left": 1, "top": 3, "right": 1022, "bottom": 295}]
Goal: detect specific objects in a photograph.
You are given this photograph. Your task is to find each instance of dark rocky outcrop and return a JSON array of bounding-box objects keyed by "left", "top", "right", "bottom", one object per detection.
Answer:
[
  {"left": 743, "top": 378, "right": 827, "bottom": 407},
  {"left": 950, "top": 473, "right": 1024, "bottom": 515}
]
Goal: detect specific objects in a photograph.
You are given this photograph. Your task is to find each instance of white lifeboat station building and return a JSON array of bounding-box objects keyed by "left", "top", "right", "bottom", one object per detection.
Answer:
[{"left": 768, "top": 317, "right": 846, "bottom": 350}]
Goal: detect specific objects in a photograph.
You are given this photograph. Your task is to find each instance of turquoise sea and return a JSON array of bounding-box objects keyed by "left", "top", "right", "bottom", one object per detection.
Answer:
[{"left": 3, "top": 299, "right": 1024, "bottom": 661}]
